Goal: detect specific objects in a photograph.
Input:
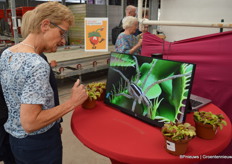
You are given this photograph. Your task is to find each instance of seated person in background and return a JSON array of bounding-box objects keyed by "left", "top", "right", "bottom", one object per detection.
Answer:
[
  {"left": 115, "top": 16, "right": 142, "bottom": 55},
  {"left": 137, "top": 18, "right": 150, "bottom": 40}
]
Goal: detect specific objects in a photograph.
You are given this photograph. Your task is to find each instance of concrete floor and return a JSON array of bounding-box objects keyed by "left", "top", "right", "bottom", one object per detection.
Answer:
[{"left": 0, "top": 72, "right": 112, "bottom": 164}]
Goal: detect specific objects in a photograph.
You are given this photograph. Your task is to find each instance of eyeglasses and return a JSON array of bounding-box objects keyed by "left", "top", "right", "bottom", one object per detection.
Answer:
[{"left": 50, "top": 22, "right": 68, "bottom": 39}]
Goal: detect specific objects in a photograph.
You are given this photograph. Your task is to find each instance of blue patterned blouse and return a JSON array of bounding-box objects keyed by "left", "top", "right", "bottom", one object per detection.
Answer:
[
  {"left": 0, "top": 49, "right": 55, "bottom": 138},
  {"left": 115, "top": 33, "right": 141, "bottom": 55}
]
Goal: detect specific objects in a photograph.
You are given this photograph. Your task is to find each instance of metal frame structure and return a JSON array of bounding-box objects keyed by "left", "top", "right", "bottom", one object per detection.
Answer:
[
  {"left": 52, "top": 53, "right": 110, "bottom": 79},
  {"left": 138, "top": 0, "right": 232, "bottom": 29}
]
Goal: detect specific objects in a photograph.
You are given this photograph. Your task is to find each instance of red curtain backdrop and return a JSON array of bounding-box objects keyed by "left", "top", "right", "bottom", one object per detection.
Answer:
[{"left": 141, "top": 31, "right": 232, "bottom": 122}]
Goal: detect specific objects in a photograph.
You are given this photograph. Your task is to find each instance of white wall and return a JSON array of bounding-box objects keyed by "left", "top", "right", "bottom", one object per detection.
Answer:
[
  {"left": 159, "top": 0, "right": 232, "bottom": 41},
  {"left": 108, "top": 5, "right": 123, "bottom": 42}
]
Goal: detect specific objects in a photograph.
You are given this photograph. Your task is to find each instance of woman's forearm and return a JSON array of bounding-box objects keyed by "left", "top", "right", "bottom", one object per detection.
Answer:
[
  {"left": 20, "top": 100, "right": 77, "bottom": 133},
  {"left": 20, "top": 79, "right": 87, "bottom": 133},
  {"left": 129, "top": 43, "right": 141, "bottom": 54}
]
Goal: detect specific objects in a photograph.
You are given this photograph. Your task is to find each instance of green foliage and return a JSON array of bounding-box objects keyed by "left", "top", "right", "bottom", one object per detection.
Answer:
[
  {"left": 86, "top": 82, "right": 102, "bottom": 101},
  {"left": 109, "top": 54, "right": 193, "bottom": 123},
  {"left": 170, "top": 64, "right": 193, "bottom": 121},
  {"left": 194, "top": 111, "right": 227, "bottom": 130},
  {"left": 161, "top": 122, "right": 196, "bottom": 141},
  {"left": 151, "top": 97, "right": 164, "bottom": 119},
  {"left": 110, "top": 53, "right": 136, "bottom": 67},
  {"left": 88, "top": 31, "right": 101, "bottom": 38},
  {"left": 88, "top": 82, "right": 106, "bottom": 94}
]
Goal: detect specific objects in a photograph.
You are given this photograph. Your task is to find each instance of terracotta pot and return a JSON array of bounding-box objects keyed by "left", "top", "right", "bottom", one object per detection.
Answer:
[
  {"left": 82, "top": 98, "right": 96, "bottom": 109},
  {"left": 97, "top": 89, "right": 106, "bottom": 101},
  {"left": 164, "top": 137, "right": 190, "bottom": 156},
  {"left": 194, "top": 121, "right": 217, "bottom": 140}
]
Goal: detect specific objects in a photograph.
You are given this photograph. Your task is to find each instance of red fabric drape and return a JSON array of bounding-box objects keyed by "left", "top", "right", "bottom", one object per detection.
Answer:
[
  {"left": 141, "top": 31, "right": 232, "bottom": 122},
  {"left": 142, "top": 32, "right": 232, "bottom": 161}
]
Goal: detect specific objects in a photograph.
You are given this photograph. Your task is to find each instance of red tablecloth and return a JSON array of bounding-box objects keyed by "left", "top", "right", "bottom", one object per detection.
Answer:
[{"left": 71, "top": 102, "right": 232, "bottom": 164}]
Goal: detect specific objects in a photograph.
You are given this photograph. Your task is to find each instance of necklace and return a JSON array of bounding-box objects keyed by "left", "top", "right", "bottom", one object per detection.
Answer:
[{"left": 20, "top": 42, "right": 35, "bottom": 50}]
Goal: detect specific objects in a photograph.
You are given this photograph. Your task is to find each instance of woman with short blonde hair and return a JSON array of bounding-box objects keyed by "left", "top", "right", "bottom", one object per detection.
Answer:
[
  {"left": 0, "top": 2, "right": 87, "bottom": 163},
  {"left": 115, "top": 16, "right": 142, "bottom": 55},
  {"left": 122, "top": 16, "right": 138, "bottom": 29}
]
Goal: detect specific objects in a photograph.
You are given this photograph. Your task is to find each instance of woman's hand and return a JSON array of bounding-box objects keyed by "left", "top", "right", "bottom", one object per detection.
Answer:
[
  {"left": 70, "top": 79, "right": 88, "bottom": 108},
  {"left": 129, "top": 39, "right": 143, "bottom": 54},
  {"left": 137, "top": 39, "right": 143, "bottom": 46}
]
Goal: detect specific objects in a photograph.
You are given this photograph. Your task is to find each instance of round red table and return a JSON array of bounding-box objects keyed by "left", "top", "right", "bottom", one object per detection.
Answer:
[{"left": 71, "top": 102, "right": 232, "bottom": 164}]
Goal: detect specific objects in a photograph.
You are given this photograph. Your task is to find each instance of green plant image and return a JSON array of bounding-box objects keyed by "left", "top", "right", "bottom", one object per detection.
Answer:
[{"left": 106, "top": 53, "right": 194, "bottom": 124}]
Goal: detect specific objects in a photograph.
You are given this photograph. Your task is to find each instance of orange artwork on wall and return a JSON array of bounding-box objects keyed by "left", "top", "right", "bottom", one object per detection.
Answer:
[{"left": 85, "top": 18, "right": 108, "bottom": 51}]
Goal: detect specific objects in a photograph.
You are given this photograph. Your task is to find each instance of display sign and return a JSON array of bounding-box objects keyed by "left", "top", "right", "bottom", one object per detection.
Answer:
[
  {"left": 105, "top": 52, "right": 196, "bottom": 127},
  {"left": 84, "top": 17, "right": 108, "bottom": 51}
]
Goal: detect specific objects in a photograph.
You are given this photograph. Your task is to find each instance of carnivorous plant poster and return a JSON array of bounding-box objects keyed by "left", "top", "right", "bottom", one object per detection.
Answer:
[{"left": 105, "top": 53, "right": 195, "bottom": 127}]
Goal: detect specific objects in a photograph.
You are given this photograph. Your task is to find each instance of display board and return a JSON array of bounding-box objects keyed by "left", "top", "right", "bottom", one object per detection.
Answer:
[{"left": 105, "top": 52, "right": 196, "bottom": 127}]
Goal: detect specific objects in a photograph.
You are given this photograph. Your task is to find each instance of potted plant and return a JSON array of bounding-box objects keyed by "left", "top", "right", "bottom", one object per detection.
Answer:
[
  {"left": 193, "top": 111, "right": 227, "bottom": 139},
  {"left": 82, "top": 84, "right": 101, "bottom": 109},
  {"left": 86, "top": 82, "right": 106, "bottom": 101},
  {"left": 95, "top": 82, "right": 106, "bottom": 101},
  {"left": 161, "top": 122, "right": 196, "bottom": 156}
]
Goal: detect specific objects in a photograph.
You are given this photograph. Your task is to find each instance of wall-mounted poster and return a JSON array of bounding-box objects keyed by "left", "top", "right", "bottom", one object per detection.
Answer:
[{"left": 85, "top": 17, "right": 108, "bottom": 51}]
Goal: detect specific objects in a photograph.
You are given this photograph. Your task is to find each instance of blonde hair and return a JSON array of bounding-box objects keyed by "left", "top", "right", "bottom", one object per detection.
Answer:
[
  {"left": 21, "top": 10, "right": 33, "bottom": 38},
  {"left": 21, "top": 1, "right": 74, "bottom": 35},
  {"left": 122, "top": 16, "right": 138, "bottom": 29}
]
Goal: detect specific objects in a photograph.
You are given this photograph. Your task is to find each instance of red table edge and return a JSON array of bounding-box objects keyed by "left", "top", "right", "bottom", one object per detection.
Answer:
[{"left": 71, "top": 102, "right": 232, "bottom": 164}]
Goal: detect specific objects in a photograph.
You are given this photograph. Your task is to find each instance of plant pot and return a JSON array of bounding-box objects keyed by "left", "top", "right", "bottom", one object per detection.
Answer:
[
  {"left": 82, "top": 98, "right": 96, "bottom": 109},
  {"left": 164, "top": 137, "right": 190, "bottom": 156},
  {"left": 97, "top": 89, "right": 106, "bottom": 101},
  {"left": 194, "top": 121, "right": 217, "bottom": 140}
]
